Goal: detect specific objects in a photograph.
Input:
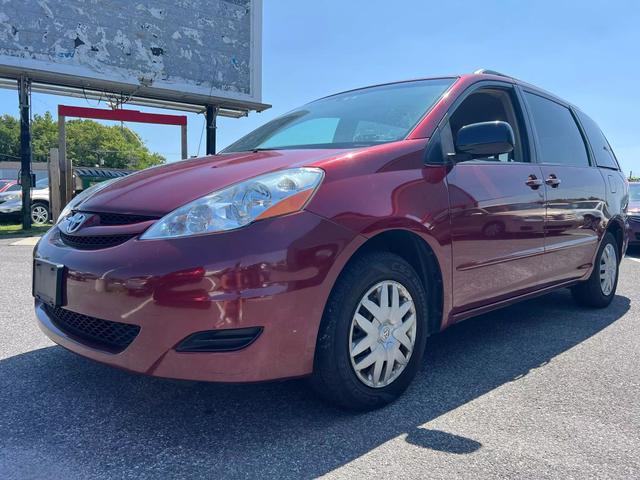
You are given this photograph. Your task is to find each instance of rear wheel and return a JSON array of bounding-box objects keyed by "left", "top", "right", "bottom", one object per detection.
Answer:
[
  {"left": 311, "top": 252, "right": 428, "bottom": 410},
  {"left": 30, "top": 202, "right": 50, "bottom": 225},
  {"left": 571, "top": 232, "right": 619, "bottom": 308}
]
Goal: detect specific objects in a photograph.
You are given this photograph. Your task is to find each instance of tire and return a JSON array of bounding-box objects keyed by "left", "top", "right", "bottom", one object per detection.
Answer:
[
  {"left": 571, "top": 232, "right": 619, "bottom": 308},
  {"left": 311, "top": 251, "right": 429, "bottom": 410},
  {"left": 30, "top": 202, "right": 50, "bottom": 225}
]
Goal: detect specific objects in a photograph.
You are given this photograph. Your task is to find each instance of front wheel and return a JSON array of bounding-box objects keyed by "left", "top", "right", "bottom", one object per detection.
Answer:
[
  {"left": 30, "top": 202, "right": 50, "bottom": 225},
  {"left": 571, "top": 232, "right": 619, "bottom": 308},
  {"left": 311, "top": 252, "right": 429, "bottom": 410}
]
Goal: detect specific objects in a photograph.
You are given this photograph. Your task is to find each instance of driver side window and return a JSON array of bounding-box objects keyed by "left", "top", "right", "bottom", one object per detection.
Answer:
[{"left": 448, "top": 88, "right": 528, "bottom": 163}]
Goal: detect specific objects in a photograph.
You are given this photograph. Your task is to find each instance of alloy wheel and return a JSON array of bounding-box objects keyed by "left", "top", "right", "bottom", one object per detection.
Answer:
[{"left": 31, "top": 205, "right": 49, "bottom": 225}]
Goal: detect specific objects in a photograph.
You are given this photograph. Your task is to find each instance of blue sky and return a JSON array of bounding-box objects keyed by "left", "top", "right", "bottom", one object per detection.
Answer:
[{"left": 1, "top": 0, "right": 638, "bottom": 175}]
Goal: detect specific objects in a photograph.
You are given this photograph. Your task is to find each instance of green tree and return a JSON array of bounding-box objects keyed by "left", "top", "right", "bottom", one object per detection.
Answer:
[
  {"left": 0, "top": 112, "right": 165, "bottom": 169},
  {"left": 31, "top": 112, "right": 58, "bottom": 162},
  {"left": 0, "top": 114, "right": 20, "bottom": 161}
]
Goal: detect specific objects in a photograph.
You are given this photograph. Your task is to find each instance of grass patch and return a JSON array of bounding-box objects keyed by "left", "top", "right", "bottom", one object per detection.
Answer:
[{"left": 0, "top": 223, "right": 51, "bottom": 238}]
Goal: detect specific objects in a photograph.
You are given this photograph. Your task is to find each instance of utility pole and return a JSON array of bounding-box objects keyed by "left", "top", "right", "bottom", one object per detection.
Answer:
[
  {"left": 205, "top": 105, "right": 218, "bottom": 155},
  {"left": 18, "top": 76, "right": 32, "bottom": 230}
]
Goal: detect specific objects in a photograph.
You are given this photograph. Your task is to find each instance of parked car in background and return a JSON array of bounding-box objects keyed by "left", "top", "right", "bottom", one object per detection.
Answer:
[
  {"left": 0, "top": 183, "right": 22, "bottom": 208},
  {"left": 0, "top": 170, "right": 131, "bottom": 226},
  {"left": 0, "top": 179, "right": 17, "bottom": 192},
  {"left": 627, "top": 182, "right": 640, "bottom": 246},
  {"left": 33, "top": 71, "right": 629, "bottom": 410},
  {"left": 0, "top": 177, "right": 50, "bottom": 225}
]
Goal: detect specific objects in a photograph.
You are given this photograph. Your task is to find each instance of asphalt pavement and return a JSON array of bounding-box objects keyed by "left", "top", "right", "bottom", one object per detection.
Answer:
[{"left": 0, "top": 239, "right": 639, "bottom": 479}]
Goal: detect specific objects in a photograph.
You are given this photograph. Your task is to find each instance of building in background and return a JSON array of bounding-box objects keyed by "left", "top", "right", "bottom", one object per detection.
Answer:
[{"left": 0, "top": 161, "right": 48, "bottom": 181}]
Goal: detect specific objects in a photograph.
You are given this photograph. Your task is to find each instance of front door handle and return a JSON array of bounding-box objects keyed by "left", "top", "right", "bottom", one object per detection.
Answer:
[
  {"left": 545, "top": 174, "right": 561, "bottom": 188},
  {"left": 526, "top": 175, "right": 543, "bottom": 190}
]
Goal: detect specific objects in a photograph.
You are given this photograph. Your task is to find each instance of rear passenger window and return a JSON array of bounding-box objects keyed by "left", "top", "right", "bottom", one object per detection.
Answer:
[
  {"left": 524, "top": 92, "right": 590, "bottom": 167},
  {"left": 576, "top": 111, "right": 619, "bottom": 170}
]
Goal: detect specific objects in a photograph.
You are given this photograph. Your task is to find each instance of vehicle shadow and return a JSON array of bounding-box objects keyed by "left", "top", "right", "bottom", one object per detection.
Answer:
[
  {"left": 0, "top": 290, "right": 630, "bottom": 479},
  {"left": 625, "top": 244, "right": 640, "bottom": 259}
]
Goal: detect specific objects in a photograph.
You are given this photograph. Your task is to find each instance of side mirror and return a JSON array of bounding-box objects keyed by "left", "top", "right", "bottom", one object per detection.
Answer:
[{"left": 455, "top": 121, "right": 514, "bottom": 158}]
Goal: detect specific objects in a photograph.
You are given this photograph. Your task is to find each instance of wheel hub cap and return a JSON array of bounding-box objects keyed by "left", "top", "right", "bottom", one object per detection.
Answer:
[
  {"left": 349, "top": 280, "right": 418, "bottom": 388},
  {"left": 599, "top": 243, "right": 617, "bottom": 296}
]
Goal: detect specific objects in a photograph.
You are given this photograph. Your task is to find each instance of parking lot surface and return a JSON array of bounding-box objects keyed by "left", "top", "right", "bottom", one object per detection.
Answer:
[{"left": 1, "top": 240, "right": 639, "bottom": 479}]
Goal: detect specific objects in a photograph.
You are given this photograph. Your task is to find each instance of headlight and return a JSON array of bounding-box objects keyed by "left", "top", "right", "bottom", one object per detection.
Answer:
[
  {"left": 57, "top": 178, "right": 120, "bottom": 224},
  {"left": 140, "top": 167, "right": 324, "bottom": 240},
  {"left": 1, "top": 193, "right": 20, "bottom": 202}
]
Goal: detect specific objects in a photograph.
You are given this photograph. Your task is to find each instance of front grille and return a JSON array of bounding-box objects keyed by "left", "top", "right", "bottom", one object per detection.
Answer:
[
  {"left": 629, "top": 215, "right": 640, "bottom": 224},
  {"left": 45, "top": 305, "right": 140, "bottom": 353},
  {"left": 91, "top": 212, "right": 158, "bottom": 226},
  {"left": 60, "top": 232, "right": 135, "bottom": 250}
]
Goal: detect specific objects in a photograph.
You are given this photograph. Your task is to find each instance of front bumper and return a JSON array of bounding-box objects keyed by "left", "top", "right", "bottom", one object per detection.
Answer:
[
  {"left": 0, "top": 200, "right": 21, "bottom": 214},
  {"left": 34, "top": 211, "right": 363, "bottom": 382}
]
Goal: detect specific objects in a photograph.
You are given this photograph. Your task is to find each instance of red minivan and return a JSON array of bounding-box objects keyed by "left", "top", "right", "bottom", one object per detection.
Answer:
[{"left": 33, "top": 71, "right": 629, "bottom": 410}]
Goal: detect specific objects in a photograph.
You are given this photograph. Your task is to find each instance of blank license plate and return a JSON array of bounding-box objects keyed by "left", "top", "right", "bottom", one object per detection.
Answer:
[{"left": 33, "top": 259, "right": 65, "bottom": 307}]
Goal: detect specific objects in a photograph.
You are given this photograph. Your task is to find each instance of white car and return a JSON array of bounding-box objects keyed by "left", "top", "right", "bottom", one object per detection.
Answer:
[{"left": 0, "top": 178, "right": 51, "bottom": 225}]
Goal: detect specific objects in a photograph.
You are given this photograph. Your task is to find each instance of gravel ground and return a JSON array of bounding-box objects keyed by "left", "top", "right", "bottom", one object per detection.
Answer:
[{"left": 0, "top": 242, "right": 639, "bottom": 479}]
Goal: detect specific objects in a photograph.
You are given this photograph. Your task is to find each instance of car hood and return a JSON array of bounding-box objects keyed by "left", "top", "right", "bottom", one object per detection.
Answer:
[{"left": 79, "top": 149, "right": 351, "bottom": 216}]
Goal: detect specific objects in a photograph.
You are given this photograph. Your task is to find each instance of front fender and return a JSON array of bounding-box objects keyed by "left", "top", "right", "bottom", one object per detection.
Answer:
[{"left": 306, "top": 158, "right": 453, "bottom": 328}]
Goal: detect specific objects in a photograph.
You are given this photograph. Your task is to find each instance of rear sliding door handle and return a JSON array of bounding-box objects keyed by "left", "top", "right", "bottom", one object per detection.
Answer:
[
  {"left": 525, "top": 175, "right": 543, "bottom": 190},
  {"left": 545, "top": 174, "right": 561, "bottom": 188}
]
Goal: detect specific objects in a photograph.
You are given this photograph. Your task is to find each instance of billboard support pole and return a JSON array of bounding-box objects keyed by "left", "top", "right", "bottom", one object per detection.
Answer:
[
  {"left": 205, "top": 105, "right": 218, "bottom": 155},
  {"left": 18, "top": 76, "right": 32, "bottom": 230},
  {"left": 181, "top": 124, "right": 188, "bottom": 159}
]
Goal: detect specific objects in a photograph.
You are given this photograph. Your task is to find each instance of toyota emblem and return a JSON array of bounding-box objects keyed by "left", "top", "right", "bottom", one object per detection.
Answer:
[{"left": 64, "top": 213, "right": 86, "bottom": 234}]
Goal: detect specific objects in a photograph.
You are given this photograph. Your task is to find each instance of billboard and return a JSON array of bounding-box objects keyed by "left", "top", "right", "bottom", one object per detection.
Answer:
[{"left": 0, "top": 0, "right": 267, "bottom": 113}]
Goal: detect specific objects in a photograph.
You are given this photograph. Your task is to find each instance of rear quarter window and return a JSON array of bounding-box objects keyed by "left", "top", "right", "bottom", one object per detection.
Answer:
[{"left": 576, "top": 111, "right": 620, "bottom": 170}]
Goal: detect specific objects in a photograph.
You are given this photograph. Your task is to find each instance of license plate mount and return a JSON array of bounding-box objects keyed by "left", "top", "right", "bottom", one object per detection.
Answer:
[{"left": 33, "top": 259, "right": 65, "bottom": 307}]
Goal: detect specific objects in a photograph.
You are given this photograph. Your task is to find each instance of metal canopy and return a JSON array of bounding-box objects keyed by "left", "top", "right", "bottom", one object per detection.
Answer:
[{"left": 74, "top": 167, "right": 131, "bottom": 179}]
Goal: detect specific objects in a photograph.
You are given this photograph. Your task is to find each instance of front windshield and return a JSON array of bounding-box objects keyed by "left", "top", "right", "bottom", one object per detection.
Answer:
[
  {"left": 630, "top": 183, "right": 640, "bottom": 202},
  {"left": 223, "top": 78, "right": 455, "bottom": 152}
]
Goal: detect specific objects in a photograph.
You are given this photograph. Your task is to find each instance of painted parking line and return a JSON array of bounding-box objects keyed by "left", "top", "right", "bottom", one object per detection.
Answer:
[
  {"left": 9, "top": 237, "right": 40, "bottom": 247},
  {"left": 625, "top": 256, "right": 640, "bottom": 264}
]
